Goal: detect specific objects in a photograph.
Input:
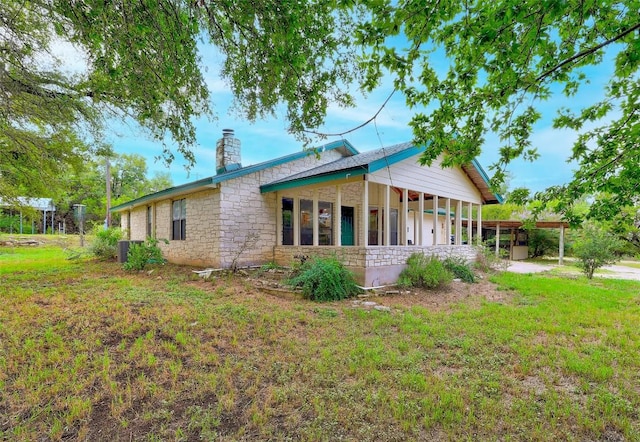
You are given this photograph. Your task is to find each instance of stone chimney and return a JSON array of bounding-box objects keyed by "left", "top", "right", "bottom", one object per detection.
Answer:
[{"left": 216, "top": 128, "right": 242, "bottom": 174}]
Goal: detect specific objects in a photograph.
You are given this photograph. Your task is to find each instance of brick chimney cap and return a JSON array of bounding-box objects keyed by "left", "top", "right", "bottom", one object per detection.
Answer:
[{"left": 222, "top": 128, "right": 234, "bottom": 137}]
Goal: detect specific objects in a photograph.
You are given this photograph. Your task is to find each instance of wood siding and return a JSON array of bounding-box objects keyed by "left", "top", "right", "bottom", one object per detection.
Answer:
[{"left": 368, "top": 155, "right": 483, "bottom": 203}]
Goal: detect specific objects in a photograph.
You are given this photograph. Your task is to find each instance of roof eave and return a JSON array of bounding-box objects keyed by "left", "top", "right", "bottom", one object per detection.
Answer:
[
  {"left": 260, "top": 167, "right": 367, "bottom": 194},
  {"left": 110, "top": 177, "right": 217, "bottom": 212}
]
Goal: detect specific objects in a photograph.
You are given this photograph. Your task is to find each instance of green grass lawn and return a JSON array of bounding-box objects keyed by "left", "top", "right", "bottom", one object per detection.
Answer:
[{"left": 1, "top": 244, "right": 639, "bottom": 441}]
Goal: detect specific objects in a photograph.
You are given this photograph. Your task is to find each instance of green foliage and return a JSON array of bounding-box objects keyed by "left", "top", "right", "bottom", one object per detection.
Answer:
[
  {"left": 442, "top": 256, "right": 476, "bottom": 283},
  {"left": 355, "top": 1, "right": 639, "bottom": 223},
  {"left": 397, "top": 253, "right": 453, "bottom": 289},
  {"left": 0, "top": 214, "right": 34, "bottom": 234},
  {"left": 1, "top": 0, "right": 359, "bottom": 201},
  {"left": 287, "top": 255, "right": 360, "bottom": 302},
  {"left": 474, "top": 244, "right": 510, "bottom": 273},
  {"left": 573, "top": 226, "right": 624, "bottom": 279},
  {"left": 88, "top": 227, "right": 123, "bottom": 260},
  {"left": 528, "top": 229, "right": 561, "bottom": 258},
  {"left": 123, "top": 238, "right": 166, "bottom": 271}
]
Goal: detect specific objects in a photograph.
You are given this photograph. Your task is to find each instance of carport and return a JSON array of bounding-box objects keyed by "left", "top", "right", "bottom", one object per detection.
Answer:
[{"left": 463, "top": 220, "right": 569, "bottom": 264}]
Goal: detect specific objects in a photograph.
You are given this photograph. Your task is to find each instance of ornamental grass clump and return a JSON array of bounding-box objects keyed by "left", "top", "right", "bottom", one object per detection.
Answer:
[
  {"left": 287, "top": 255, "right": 360, "bottom": 302},
  {"left": 443, "top": 255, "right": 476, "bottom": 283},
  {"left": 397, "top": 253, "right": 453, "bottom": 289}
]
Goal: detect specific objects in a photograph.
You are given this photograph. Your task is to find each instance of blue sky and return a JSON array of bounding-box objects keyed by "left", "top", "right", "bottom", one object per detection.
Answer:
[{"left": 105, "top": 45, "right": 617, "bottom": 195}]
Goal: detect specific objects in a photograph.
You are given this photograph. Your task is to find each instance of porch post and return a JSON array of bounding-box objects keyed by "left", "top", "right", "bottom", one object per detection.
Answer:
[
  {"left": 276, "top": 193, "right": 283, "bottom": 246},
  {"left": 293, "top": 197, "right": 300, "bottom": 246},
  {"left": 455, "top": 200, "right": 463, "bottom": 245},
  {"left": 509, "top": 228, "right": 514, "bottom": 260},
  {"left": 418, "top": 192, "right": 424, "bottom": 246},
  {"left": 477, "top": 204, "right": 482, "bottom": 245},
  {"left": 402, "top": 188, "right": 409, "bottom": 246},
  {"left": 313, "top": 190, "right": 319, "bottom": 246},
  {"left": 559, "top": 224, "right": 565, "bottom": 265},
  {"left": 445, "top": 198, "right": 451, "bottom": 245},
  {"left": 384, "top": 184, "right": 390, "bottom": 246},
  {"left": 467, "top": 202, "right": 473, "bottom": 244},
  {"left": 362, "top": 179, "right": 369, "bottom": 246},
  {"left": 376, "top": 184, "right": 383, "bottom": 245},
  {"left": 495, "top": 222, "right": 500, "bottom": 257},
  {"left": 433, "top": 195, "right": 439, "bottom": 245},
  {"left": 336, "top": 185, "right": 342, "bottom": 247}
]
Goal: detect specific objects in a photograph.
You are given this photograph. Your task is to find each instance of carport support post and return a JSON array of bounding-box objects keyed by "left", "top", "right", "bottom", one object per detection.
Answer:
[
  {"left": 559, "top": 224, "right": 565, "bottom": 265},
  {"left": 476, "top": 205, "right": 482, "bottom": 246},
  {"left": 495, "top": 222, "right": 500, "bottom": 257}
]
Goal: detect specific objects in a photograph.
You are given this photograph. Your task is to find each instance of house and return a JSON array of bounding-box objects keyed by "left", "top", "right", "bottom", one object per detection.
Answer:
[{"left": 111, "top": 130, "right": 501, "bottom": 286}]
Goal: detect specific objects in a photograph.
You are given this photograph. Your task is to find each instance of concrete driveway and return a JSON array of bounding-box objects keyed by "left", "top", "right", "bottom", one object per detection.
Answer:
[{"left": 506, "top": 260, "right": 640, "bottom": 281}]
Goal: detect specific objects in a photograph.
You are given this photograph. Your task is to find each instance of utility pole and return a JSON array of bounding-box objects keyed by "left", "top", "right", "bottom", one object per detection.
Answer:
[{"left": 74, "top": 204, "right": 86, "bottom": 247}]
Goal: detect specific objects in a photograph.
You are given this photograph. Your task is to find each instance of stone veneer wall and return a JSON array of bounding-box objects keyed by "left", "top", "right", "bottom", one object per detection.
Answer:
[
  {"left": 274, "top": 245, "right": 478, "bottom": 287},
  {"left": 128, "top": 207, "right": 146, "bottom": 240},
  {"left": 123, "top": 149, "right": 346, "bottom": 268}
]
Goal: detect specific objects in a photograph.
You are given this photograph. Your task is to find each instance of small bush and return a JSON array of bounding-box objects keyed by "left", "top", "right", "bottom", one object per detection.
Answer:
[
  {"left": 123, "top": 238, "right": 166, "bottom": 271},
  {"left": 286, "top": 255, "right": 360, "bottom": 302},
  {"left": 89, "top": 227, "right": 123, "bottom": 260},
  {"left": 397, "top": 253, "right": 453, "bottom": 289},
  {"left": 474, "top": 244, "right": 509, "bottom": 273},
  {"left": 443, "top": 255, "right": 476, "bottom": 283},
  {"left": 573, "top": 225, "right": 623, "bottom": 279}
]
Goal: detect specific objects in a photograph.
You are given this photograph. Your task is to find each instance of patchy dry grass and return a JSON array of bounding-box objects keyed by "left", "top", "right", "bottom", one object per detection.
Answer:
[{"left": 1, "top": 241, "right": 640, "bottom": 441}]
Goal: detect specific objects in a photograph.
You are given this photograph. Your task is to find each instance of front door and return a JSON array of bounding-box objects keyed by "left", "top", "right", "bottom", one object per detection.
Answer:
[{"left": 341, "top": 206, "right": 354, "bottom": 246}]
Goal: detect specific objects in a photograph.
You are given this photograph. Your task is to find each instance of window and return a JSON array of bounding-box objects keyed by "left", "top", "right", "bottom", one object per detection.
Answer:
[
  {"left": 282, "top": 198, "right": 294, "bottom": 245},
  {"left": 300, "top": 199, "right": 313, "bottom": 245},
  {"left": 318, "top": 201, "right": 333, "bottom": 245},
  {"left": 146, "top": 206, "right": 153, "bottom": 238},
  {"left": 172, "top": 199, "right": 186, "bottom": 240},
  {"left": 368, "top": 207, "right": 379, "bottom": 245}
]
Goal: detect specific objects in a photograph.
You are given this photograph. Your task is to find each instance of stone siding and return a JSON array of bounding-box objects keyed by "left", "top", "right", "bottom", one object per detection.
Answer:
[{"left": 135, "top": 149, "right": 345, "bottom": 268}]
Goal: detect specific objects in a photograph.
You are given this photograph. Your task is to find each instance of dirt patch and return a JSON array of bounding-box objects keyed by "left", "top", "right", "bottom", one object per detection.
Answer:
[
  {"left": 370, "top": 277, "right": 511, "bottom": 312},
  {"left": 195, "top": 267, "right": 511, "bottom": 313}
]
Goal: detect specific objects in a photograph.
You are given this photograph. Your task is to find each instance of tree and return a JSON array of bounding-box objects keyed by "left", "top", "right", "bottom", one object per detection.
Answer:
[
  {"left": 353, "top": 0, "right": 639, "bottom": 224},
  {"left": 3, "top": 0, "right": 638, "bottom": 226},
  {"left": 573, "top": 225, "right": 624, "bottom": 279},
  {"left": 1, "top": 0, "right": 359, "bottom": 200},
  {"left": 55, "top": 153, "right": 173, "bottom": 229}
]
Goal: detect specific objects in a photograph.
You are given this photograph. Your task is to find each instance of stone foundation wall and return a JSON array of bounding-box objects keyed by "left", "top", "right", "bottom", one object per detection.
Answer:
[{"left": 274, "top": 245, "right": 478, "bottom": 286}]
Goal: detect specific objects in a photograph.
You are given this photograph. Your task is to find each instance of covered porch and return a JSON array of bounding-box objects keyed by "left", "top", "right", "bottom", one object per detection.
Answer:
[
  {"left": 267, "top": 178, "right": 488, "bottom": 286},
  {"left": 260, "top": 142, "right": 501, "bottom": 286}
]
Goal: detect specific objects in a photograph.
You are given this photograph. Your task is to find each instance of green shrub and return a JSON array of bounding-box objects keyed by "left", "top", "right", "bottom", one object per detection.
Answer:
[
  {"left": 123, "top": 238, "right": 166, "bottom": 271},
  {"left": 397, "top": 253, "right": 453, "bottom": 289},
  {"left": 443, "top": 255, "right": 476, "bottom": 283},
  {"left": 474, "top": 244, "right": 509, "bottom": 273},
  {"left": 286, "top": 255, "right": 360, "bottom": 302},
  {"left": 89, "top": 227, "right": 123, "bottom": 260},
  {"left": 573, "top": 225, "right": 623, "bottom": 279},
  {"left": 527, "top": 228, "right": 561, "bottom": 258}
]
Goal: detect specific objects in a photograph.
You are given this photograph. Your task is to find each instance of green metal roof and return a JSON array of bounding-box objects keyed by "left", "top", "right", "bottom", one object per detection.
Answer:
[
  {"left": 260, "top": 142, "right": 502, "bottom": 204},
  {"left": 111, "top": 139, "right": 358, "bottom": 212}
]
